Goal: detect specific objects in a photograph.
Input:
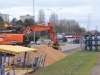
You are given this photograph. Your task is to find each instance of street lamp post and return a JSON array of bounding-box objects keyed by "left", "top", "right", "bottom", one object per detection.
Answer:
[
  {"left": 33, "top": 0, "right": 35, "bottom": 47},
  {"left": 47, "top": 8, "right": 62, "bottom": 33}
]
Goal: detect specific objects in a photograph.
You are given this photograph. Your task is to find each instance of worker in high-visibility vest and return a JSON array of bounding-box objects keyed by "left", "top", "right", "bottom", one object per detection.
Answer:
[{"left": 47, "top": 40, "right": 51, "bottom": 46}]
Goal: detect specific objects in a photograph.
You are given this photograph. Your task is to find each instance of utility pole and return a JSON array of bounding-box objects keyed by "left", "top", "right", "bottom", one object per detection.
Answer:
[
  {"left": 96, "top": 25, "right": 97, "bottom": 34},
  {"left": 87, "top": 14, "right": 91, "bottom": 34},
  {"left": 47, "top": 8, "right": 62, "bottom": 33},
  {"left": 33, "top": 0, "right": 35, "bottom": 47}
]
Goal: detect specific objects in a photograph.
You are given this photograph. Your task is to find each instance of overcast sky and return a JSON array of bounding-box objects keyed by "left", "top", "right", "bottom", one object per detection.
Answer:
[{"left": 0, "top": 0, "right": 100, "bottom": 31}]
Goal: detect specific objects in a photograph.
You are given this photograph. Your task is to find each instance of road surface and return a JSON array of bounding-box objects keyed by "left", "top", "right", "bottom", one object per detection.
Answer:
[{"left": 60, "top": 43, "right": 81, "bottom": 54}]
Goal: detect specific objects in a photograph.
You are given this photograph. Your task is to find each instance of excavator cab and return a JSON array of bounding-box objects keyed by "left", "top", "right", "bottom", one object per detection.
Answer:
[{"left": 23, "top": 34, "right": 30, "bottom": 46}]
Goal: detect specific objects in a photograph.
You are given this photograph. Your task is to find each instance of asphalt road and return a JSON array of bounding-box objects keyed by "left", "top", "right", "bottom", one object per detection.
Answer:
[
  {"left": 31, "top": 43, "right": 81, "bottom": 55},
  {"left": 60, "top": 43, "right": 81, "bottom": 54}
]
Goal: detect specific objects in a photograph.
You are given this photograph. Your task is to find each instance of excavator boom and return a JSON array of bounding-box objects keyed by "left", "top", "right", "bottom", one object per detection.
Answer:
[{"left": 22, "top": 22, "right": 60, "bottom": 50}]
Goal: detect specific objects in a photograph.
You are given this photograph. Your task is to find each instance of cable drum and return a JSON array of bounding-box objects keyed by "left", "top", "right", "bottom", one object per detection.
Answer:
[
  {"left": 92, "top": 46, "right": 97, "bottom": 51},
  {"left": 88, "top": 40, "right": 92, "bottom": 46},
  {"left": 85, "top": 40, "right": 88, "bottom": 45},
  {"left": 84, "top": 45, "right": 91, "bottom": 51},
  {"left": 89, "top": 35, "right": 93, "bottom": 41},
  {"left": 83, "top": 35, "right": 100, "bottom": 51},
  {"left": 90, "top": 46, "right": 92, "bottom": 51},
  {"left": 91, "top": 35, "right": 95, "bottom": 41},
  {"left": 92, "top": 41, "right": 95, "bottom": 46},
  {"left": 95, "top": 40, "right": 98, "bottom": 46},
  {"left": 85, "top": 35, "right": 89, "bottom": 41},
  {"left": 94, "top": 35, "right": 98, "bottom": 41},
  {"left": 85, "top": 46, "right": 91, "bottom": 51},
  {"left": 95, "top": 46, "right": 98, "bottom": 51}
]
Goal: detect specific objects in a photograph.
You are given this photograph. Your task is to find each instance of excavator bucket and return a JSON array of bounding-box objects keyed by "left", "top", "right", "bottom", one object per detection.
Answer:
[
  {"left": 52, "top": 43, "right": 62, "bottom": 51},
  {"left": 52, "top": 46, "right": 61, "bottom": 51}
]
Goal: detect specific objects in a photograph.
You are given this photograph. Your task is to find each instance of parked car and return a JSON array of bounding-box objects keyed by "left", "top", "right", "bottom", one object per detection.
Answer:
[
  {"left": 73, "top": 38, "right": 80, "bottom": 44},
  {"left": 36, "top": 41, "right": 41, "bottom": 45},
  {"left": 29, "top": 41, "right": 34, "bottom": 46},
  {"left": 29, "top": 41, "right": 41, "bottom": 45}
]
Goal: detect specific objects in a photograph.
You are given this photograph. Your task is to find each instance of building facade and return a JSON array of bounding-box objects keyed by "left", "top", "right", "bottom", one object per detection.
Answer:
[
  {"left": 0, "top": 13, "right": 9, "bottom": 22},
  {"left": 20, "top": 14, "right": 34, "bottom": 22}
]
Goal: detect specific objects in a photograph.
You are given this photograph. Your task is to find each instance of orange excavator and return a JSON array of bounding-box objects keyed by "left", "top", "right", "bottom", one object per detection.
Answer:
[{"left": 0, "top": 22, "right": 60, "bottom": 50}]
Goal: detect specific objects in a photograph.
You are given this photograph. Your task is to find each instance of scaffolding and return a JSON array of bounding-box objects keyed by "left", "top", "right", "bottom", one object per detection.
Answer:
[{"left": 0, "top": 45, "right": 38, "bottom": 75}]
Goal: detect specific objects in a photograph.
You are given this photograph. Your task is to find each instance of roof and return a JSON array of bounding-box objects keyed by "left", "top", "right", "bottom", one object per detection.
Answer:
[
  {"left": 0, "top": 45, "right": 37, "bottom": 55},
  {"left": 65, "top": 35, "right": 83, "bottom": 38},
  {"left": 72, "top": 35, "right": 83, "bottom": 38}
]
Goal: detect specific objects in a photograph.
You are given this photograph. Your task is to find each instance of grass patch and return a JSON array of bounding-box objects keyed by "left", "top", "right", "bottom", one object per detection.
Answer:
[{"left": 32, "top": 51, "right": 98, "bottom": 75}]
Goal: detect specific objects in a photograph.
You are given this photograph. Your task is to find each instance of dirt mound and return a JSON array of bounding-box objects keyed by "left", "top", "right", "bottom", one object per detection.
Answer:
[
  {"left": 5, "top": 45, "right": 66, "bottom": 75},
  {"left": 34, "top": 45, "right": 66, "bottom": 66},
  {"left": 7, "top": 45, "right": 66, "bottom": 67}
]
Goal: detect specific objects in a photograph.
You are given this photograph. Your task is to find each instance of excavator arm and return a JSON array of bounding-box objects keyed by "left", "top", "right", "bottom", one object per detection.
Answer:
[{"left": 22, "top": 22, "right": 60, "bottom": 50}]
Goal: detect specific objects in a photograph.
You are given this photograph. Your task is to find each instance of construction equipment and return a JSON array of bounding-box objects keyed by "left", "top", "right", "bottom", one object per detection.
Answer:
[
  {"left": 0, "top": 22, "right": 60, "bottom": 50},
  {"left": 0, "top": 45, "right": 38, "bottom": 75}
]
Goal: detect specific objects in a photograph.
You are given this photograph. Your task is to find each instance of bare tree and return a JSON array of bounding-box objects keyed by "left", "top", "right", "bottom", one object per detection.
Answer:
[
  {"left": 11, "top": 18, "right": 17, "bottom": 26},
  {"left": 57, "top": 19, "right": 86, "bottom": 34},
  {"left": 0, "top": 16, "right": 4, "bottom": 30},
  {"left": 49, "top": 13, "right": 58, "bottom": 32},
  {"left": 37, "top": 9, "right": 45, "bottom": 23},
  {"left": 37, "top": 9, "right": 47, "bottom": 37}
]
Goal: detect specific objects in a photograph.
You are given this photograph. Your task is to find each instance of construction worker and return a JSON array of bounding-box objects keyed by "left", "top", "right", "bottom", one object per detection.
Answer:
[{"left": 47, "top": 40, "right": 51, "bottom": 46}]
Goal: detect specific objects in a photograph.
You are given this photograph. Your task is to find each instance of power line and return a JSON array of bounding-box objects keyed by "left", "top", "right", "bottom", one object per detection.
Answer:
[
  {"left": 96, "top": 25, "right": 98, "bottom": 34},
  {"left": 87, "top": 14, "right": 91, "bottom": 32}
]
